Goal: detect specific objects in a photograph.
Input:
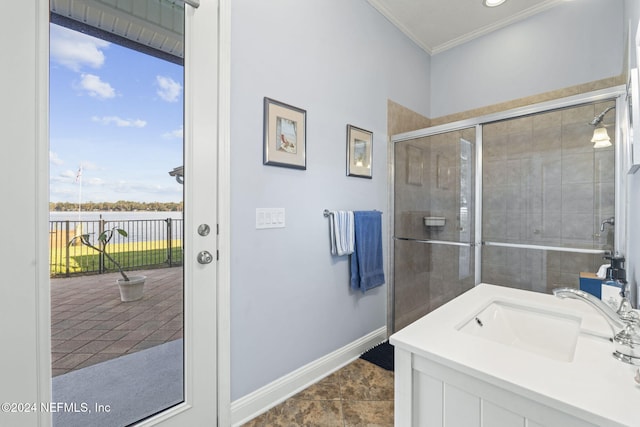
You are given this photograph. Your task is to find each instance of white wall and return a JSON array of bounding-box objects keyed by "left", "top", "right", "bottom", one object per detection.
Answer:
[
  {"left": 430, "top": 0, "right": 625, "bottom": 118},
  {"left": 230, "top": 0, "right": 430, "bottom": 400}
]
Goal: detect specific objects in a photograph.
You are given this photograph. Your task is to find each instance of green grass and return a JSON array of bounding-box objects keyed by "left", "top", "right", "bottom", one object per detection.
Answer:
[{"left": 50, "top": 240, "right": 183, "bottom": 277}]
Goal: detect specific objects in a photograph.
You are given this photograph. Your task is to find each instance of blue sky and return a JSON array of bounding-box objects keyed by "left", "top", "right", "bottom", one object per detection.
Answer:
[{"left": 49, "top": 23, "right": 184, "bottom": 204}]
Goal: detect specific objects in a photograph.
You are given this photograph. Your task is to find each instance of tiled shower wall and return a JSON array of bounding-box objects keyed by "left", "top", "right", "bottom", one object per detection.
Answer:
[
  {"left": 393, "top": 101, "right": 615, "bottom": 330},
  {"left": 482, "top": 101, "right": 615, "bottom": 292}
]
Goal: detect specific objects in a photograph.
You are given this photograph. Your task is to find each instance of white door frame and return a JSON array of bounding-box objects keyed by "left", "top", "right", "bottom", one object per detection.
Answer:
[
  {"left": 0, "top": 2, "right": 52, "bottom": 427},
  {"left": 0, "top": 0, "right": 230, "bottom": 426},
  {"left": 216, "top": 1, "right": 232, "bottom": 425}
]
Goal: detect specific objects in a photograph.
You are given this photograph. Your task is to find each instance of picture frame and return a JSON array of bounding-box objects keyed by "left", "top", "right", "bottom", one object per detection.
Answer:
[
  {"left": 263, "top": 97, "right": 306, "bottom": 170},
  {"left": 346, "top": 125, "right": 373, "bottom": 178}
]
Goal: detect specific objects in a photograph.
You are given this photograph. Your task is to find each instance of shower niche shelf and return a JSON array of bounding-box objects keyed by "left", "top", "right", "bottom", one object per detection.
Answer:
[{"left": 424, "top": 216, "right": 446, "bottom": 227}]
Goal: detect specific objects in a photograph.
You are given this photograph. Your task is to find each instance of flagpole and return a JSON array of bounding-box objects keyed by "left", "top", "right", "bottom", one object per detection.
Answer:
[{"left": 77, "top": 164, "right": 82, "bottom": 221}]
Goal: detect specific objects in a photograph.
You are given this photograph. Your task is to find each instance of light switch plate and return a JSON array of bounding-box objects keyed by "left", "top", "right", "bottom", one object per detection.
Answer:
[{"left": 256, "top": 208, "right": 285, "bottom": 229}]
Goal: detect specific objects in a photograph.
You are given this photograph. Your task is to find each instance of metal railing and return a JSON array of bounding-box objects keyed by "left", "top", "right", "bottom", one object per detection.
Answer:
[{"left": 49, "top": 218, "right": 183, "bottom": 277}]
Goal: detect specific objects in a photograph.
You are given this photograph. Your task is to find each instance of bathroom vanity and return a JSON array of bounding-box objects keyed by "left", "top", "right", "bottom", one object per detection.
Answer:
[{"left": 389, "top": 284, "right": 639, "bottom": 427}]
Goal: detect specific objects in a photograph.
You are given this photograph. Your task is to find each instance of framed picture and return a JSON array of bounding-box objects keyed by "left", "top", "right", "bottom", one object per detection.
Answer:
[
  {"left": 263, "top": 97, "right": 306, "bottom": 170},
  {"left": 346, "top": 125, "right": 373, "bottom": 178}
]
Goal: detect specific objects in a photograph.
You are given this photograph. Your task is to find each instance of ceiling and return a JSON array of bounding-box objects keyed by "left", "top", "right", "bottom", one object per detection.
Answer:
[
  {"left": 51, "top": 0, "right": 567, "bottom": 59},
  {"left": 367, "top": 0, "right": 565, "bottom": 55}
]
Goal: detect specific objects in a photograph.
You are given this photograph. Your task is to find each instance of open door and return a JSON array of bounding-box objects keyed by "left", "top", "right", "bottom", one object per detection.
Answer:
[{"left": 0, "top": 1, "right": 228, "bottom": 426}]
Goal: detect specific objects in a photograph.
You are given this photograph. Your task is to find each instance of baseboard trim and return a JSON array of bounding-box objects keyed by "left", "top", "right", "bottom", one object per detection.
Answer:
[{"left": 230, "top": 326, "right": 387, "bottom": 426}]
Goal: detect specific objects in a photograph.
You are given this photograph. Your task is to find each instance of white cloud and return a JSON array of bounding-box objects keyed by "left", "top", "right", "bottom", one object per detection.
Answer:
[
  {"left": 87, "top": 177, "right": 104, "bottom": 186},
  {"left": 49, "top": 185, "right": 79, "bottom": 200},
  {"left": 50, "top": 151, "right": 64, "bottom": 166},
  {"left": 162, "top": 126, "right": 183, "bottom": 139},
  {"left": 114, "top": 181, "right": 179, "bottom": 195},
  {"left": 156, "top": 76, "right": 182, "bottom": 102},
  {"left": 78, "top": 161, "right": 98, "bottom": 171},
  {"left": 50, "top": 25, "right": 109, "bottom": 72},
  {"left": 92, "top": 116, "right": 147, "bottom": 128},
  {"left": 78, "top": 74, "right": 116, "bottom": 99},
  {"left": 50, "top": 175, "right": 69, "bottom": 184},
  {"left": 60, "top": 169, "right": 76, "bottom": 180}
]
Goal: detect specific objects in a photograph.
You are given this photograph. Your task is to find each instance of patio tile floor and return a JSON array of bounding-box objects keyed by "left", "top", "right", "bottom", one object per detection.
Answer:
[{"left": 51, "top": 267, "right": 183, "bottom": 376}]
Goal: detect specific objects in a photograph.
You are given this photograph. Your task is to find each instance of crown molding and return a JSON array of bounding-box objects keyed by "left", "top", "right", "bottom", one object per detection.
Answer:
[{"left": 368, "top": 0, "right": 564, "bottom": 56}]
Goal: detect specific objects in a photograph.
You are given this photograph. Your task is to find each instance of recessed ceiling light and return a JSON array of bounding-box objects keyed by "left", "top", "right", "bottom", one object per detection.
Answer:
[{"left": 483, "top": 0, "right": 507, "bottom": 7}]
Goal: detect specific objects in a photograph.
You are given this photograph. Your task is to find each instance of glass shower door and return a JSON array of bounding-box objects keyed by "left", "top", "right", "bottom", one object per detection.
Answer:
[
  {"left": 481, "top": 101, "right": 616, "bottom": 293},
  {"left": 393, "top": 127, "right": 476, "bottom": 331}
]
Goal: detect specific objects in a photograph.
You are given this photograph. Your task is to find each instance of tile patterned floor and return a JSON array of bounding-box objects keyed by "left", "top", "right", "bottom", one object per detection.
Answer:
[
  {"left": 50, "top": 267, "right": 183, "bottom": 376},
  {"left": 241, "top": 358, "right": 394, "bottom": 427}
]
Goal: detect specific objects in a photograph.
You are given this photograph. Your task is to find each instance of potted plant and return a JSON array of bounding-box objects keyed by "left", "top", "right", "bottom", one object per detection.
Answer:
[{"left": 69, "top": 227, "right": 146, "bottom": 302}]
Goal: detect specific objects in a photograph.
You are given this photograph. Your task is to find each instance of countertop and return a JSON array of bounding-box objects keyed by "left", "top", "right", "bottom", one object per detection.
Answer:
[{"left": 389, "top": 283, "right": 640, "bottom": 427}]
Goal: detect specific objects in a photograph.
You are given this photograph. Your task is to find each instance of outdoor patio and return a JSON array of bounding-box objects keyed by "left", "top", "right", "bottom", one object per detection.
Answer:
[{"left": 51, "top": 267, "right": 183, "bottom": 376}]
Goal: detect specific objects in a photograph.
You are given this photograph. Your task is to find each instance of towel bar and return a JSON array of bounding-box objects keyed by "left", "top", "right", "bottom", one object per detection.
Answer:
[{"left": 323, "top": 209, "right": 382, "bottom": 217}]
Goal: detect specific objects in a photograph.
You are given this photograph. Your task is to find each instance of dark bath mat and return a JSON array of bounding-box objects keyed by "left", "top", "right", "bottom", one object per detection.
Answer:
[{"left": 360, "top": 340, "right": 394, "bottom": 371}]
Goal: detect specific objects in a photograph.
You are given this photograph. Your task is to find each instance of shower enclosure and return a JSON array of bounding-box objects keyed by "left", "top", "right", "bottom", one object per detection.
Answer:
[
  {"left": 393, "top": 128, "right": 477, "bottom": 330},
  {"left": 391, "top": 90, "right": 624, "bottom": 332}
]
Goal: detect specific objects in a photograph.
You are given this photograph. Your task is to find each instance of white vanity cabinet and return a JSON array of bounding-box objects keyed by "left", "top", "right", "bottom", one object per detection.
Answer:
[
  {"left": 390, "top": 284, "right": 638, "bottom": 427},
  {"left": 394, "top": 348, "right": 598, "bottom": 427}
]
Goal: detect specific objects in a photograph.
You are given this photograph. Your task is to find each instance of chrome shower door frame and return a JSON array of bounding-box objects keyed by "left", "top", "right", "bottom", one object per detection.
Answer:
[{"left": 389, "top": 85, "right": 628, "bottom": 333}]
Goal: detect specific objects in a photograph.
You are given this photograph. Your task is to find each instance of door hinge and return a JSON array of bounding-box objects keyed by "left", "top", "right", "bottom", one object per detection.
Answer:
[
  {"left": 216, "top": 223, "right": 219, "bottom": 235},
  {"left": 216, "top": 250, "right": 219, "bottom": 261}
]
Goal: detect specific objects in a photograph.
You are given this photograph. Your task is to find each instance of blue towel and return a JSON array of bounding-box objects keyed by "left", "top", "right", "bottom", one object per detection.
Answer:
[{"left": 350, "top": 211, "right": 385, "bottom": 292}]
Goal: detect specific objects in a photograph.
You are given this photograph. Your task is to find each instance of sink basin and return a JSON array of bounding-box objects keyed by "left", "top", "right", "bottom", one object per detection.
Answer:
[{"left": 457, "top": 300, "right": 582, "bottom": 362}]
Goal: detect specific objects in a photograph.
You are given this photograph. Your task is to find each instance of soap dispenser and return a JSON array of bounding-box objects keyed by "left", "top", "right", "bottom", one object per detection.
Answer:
[{"left": 601, "top": 255, "right": 627, "bottom": 312}]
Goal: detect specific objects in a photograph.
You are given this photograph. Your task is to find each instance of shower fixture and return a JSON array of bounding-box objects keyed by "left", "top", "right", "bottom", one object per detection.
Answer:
[
  {"left": 600, "top": 216, "right": 615, "bottom": 232},
  {"left": 591, "top": 126, "right": 611, "bottom": 148},
  {"left": 590, "top": 106, "right": 615, "bottom": 126},
  {"left": 590, "top": 106, "right": 615, "bottom": 148}
]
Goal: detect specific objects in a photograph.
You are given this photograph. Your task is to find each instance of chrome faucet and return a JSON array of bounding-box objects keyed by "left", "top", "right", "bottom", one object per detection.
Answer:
[
  {"left": 600, "top": 216, "right": 615, "bottom": 232},
  {"left": 553, "top": 287, "right": 640, "bottom": 365}
]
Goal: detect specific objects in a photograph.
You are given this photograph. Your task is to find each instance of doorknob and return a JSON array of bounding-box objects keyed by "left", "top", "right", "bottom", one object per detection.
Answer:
[
  {"left": 197, "top": 250, "right": 214, "bottom": 264},
  {"left": 197, "top": 224, "right": 211, "bottom": 236}
]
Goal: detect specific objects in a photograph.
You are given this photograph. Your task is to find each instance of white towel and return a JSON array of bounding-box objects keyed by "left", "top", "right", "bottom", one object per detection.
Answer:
[
  {"left": 330, "top": 210, "right": 354, "bottom": 256},
  {"left": 596, "top": 264, "right": 610, "bottom": 279}
]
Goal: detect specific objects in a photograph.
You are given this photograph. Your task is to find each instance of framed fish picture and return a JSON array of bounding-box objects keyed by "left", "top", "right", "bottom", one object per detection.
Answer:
[{"left": 263, "top": 97, "right": 307, "bottom": 170}]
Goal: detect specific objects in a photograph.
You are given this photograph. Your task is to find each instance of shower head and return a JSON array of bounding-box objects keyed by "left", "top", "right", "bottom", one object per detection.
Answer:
[
  {"left": 589, "top": 105, "right": 615, "bottom": 148},
  {"left": 589, "top": 106, "right": 615, "bottom": 126}
]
